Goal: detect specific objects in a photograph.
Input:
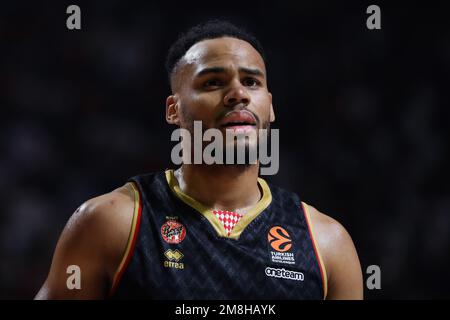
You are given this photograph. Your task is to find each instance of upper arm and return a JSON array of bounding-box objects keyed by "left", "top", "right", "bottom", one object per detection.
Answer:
[
  {"left": 305, "top": 204, "right": 363, "bottom": 300},
  {"left": 35, "top": 184, "right": 135, "bottom": 299}
]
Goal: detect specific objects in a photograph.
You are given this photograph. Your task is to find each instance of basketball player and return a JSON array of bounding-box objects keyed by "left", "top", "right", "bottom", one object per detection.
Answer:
[{"left": 35, "top": 21, "right": 363, "bottom": 299}]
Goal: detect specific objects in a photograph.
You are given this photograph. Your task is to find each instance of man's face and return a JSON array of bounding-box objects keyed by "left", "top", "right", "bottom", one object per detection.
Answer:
[{"left": 166, "top": 37, "right": 275, "bottom": 145}]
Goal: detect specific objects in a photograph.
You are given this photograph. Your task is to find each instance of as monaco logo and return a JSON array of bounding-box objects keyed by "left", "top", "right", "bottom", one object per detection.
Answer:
[{"left": 161, "top": 219, "right": 186, "bottom": 244}]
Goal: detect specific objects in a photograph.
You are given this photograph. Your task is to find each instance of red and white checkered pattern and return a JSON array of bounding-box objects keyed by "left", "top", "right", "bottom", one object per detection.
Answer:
[{"left": 213, "top": 210, "right": 243, "bottom": 237}]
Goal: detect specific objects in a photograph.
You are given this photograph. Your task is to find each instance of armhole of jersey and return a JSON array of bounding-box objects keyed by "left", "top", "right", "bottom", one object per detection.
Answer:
[
  {"left": 108, "top": 181, "right": 142, "bottom": 297},
  {"left": 301, "top": 201, "right": 328, "bottom": 300}
]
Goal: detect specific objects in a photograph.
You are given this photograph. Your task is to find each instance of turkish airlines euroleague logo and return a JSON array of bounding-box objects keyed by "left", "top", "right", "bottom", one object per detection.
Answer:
[{"left": 268, "top": 226, "right": 292, "bottom": 252}]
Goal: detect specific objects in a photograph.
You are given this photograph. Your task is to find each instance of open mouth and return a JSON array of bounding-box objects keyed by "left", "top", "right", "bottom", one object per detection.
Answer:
[
  {"left": 220, "top": 111, "right": 257, "bottom": 130},
  {"left": 221, "top": 121, "right": 256, "bottom": 133},
  {"left": 222, "top": 121, "right": 255, "bottom": 127}
]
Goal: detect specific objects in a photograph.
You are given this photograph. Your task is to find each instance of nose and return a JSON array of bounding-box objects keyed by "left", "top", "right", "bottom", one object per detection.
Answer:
[{"left": 223, "top": 80, "right": 250, "bottom": 108}]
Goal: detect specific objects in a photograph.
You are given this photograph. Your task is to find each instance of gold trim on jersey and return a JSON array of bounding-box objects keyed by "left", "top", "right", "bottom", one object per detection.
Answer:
[
  {"left": 301, "top": 202, "right": 328, "bottom": 300},
  {"left": 110, "top": 181, "right": 141, "bottom": 294},
  {"left": 165, "top": 169, "right": 272, "bottom": 240}
]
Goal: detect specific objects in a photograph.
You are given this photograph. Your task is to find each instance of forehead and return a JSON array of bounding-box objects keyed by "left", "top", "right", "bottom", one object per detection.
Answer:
[{"left": 181, "top": 37, "right": 266, "bottom": 74}]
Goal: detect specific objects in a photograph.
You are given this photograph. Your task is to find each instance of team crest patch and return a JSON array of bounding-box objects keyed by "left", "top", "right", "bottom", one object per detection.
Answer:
[
  {"left": 161, "top": 217, "right": 186, "bottom": 244},
  {"left": 267, "top": 226, "right": 296, "bottom": 265}
]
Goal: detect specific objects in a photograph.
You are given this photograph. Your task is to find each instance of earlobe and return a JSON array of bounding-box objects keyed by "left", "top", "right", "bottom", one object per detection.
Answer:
[
  {"left": 166, "top": 95, "right": 180, "bottom": 125},
  {"left": 269, "top": 93, "right": 275, "bottom": 122},
  {"left": 270, "top": 105, "right": 275, "bottom": 122}
]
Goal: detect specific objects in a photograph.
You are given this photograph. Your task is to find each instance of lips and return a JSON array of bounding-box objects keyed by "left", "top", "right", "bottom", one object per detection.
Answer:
[{"left": 220, "top": 111, "right": 257, "bottom": 128}]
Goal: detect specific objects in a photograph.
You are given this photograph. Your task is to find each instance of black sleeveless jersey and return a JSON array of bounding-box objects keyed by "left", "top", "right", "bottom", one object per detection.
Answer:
[{"left": 109, "top": 170, "right": 327, "bottom": 300}]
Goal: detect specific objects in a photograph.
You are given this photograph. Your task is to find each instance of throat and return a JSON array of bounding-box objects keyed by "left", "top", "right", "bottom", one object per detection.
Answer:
[{"left": 175, "top": 165, "right": 261, "bottom": 209}]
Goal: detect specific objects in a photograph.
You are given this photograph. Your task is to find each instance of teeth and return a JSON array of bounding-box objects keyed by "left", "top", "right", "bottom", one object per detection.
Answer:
[{"left": 226, "top": 122, "right": 250, "bottom": 126}]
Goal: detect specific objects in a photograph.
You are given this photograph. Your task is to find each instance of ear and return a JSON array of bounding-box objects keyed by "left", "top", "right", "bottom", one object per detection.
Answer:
[
  {"left": 268, "top": 92, "right": 275, "bottom": 122},
  {"left": 166, "top": 94, "right": 180, "bottom": 125}
]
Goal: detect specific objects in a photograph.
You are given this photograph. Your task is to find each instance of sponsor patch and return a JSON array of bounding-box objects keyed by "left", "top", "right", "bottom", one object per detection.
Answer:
[
  {"left": 267, "top": 226, "right": 296, "bottom": 265},
  {"left": 265, "top": 267, "right": 304, "bottom": 281},
  {"left": 163, "top": 249, "right": 185, "bottom": 269}
]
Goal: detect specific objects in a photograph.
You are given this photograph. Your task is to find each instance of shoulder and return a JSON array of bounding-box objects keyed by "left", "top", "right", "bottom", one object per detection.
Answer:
[
  {"left": 79, "top": 182, "right": 136, "bottom": 254},
  {"left": 302, "top": 202, "right": 363, "bottom": 299},
  {"left": 302, "top": 203, "right": 353, "bottom": 257},
  {"left": 75, "top": 183, "right": 136, "bottom": 232},
  {"left": 35, "top": 182, "right": 138, "bottom": 299},
  {"left": 57, "top": 183, "right": 138, "bottom": 283}
]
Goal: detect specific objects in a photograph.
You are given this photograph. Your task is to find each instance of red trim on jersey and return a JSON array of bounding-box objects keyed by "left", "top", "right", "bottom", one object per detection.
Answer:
[
  {"left": 301, "top": 202, "right": 327, "bottom": 299},
  {"left": 108, "top": 185, "right": 143, "bottom": 297}
]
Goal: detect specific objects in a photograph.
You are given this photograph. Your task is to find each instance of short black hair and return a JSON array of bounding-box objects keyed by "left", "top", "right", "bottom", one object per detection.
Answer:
[{"left": 165, "top": 20, "right": 266, "bottom": 87}]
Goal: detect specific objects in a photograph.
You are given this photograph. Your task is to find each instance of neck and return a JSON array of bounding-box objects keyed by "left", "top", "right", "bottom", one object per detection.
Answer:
[{"left": 174, "top": 164, "right": 261, "bottom": 213}]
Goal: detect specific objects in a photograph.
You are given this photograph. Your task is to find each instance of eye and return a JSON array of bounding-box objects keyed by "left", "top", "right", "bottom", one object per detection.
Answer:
[
  {"left": 203, "top": 78, "right": 223, "bottom": 88},
  {"left": 242, "top": 77, "right": 261, "bottom": 87}
]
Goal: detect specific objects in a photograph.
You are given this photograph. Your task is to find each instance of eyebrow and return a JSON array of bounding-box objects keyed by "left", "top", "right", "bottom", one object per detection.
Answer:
[{"left": 196, "top": 66, "right": 265, "bottom": 78}]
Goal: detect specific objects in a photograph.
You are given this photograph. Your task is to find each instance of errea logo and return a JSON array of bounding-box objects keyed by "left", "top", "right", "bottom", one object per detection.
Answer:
[
  {"left": 163, "top": 249, "right": 185, "bottom": 270},
  {"left": 265, "top": 267, "right": 304, "bottom": 281},
  {"left": 164, "top": 249, "right": 184, "bottom": 262}
]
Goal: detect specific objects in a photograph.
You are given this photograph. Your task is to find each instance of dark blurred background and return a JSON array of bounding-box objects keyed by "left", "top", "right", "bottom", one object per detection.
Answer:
[{"left": 1, "top": 0, "right": 449, "bottom": 299}]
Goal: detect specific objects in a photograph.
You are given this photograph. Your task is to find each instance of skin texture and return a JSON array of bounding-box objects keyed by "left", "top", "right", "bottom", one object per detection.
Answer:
[
  {"left": 35, "top": 37, "right": 363, "bottom": 299},
  {"left": 35, "top": 184, "right": 135, "bottom": 299},
  {"left": 306, "top": 204, "right": 363, "bottom": 299},
  {"left": 166, "top": 37, "right": 275, "bottom": 211}
]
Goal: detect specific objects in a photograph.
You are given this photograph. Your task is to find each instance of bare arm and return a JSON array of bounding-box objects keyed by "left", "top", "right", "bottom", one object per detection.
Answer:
[
  {"left": 306, "top": 204, "right": 364, "bottom": 300},
  {"left": 35, "top": 184, "right": 135, "bottom": 299}
]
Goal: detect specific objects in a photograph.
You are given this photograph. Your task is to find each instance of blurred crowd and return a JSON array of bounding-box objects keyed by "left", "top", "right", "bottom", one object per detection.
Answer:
[{"left": 1, "top": 1, "right": 449, "bottom": 299}]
